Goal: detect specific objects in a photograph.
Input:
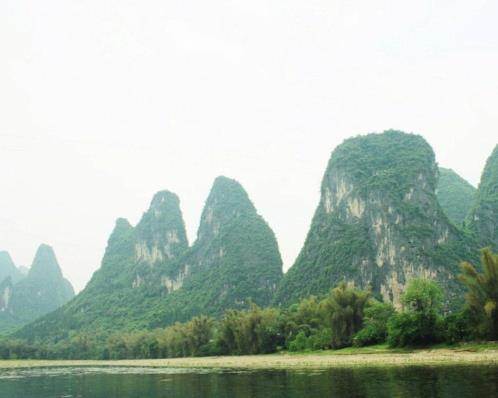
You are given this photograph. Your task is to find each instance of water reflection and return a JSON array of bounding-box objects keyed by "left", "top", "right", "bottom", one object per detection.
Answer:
[{"left": 0, "top": 365, "right": 497, "bottom": 398}]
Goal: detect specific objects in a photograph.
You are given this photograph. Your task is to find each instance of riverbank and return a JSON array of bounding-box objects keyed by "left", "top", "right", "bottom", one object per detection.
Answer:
[{"left": 2, "top": 343, "right": 498, "bottom": 370}]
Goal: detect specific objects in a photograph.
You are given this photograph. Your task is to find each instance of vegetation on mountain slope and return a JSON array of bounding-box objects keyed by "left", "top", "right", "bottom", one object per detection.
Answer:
[
  {"left": 437, "top": 167, "right": 476, "bottom": 226},
  {"left": 467, "top": 145, "right": 498, "bottom": 250},
  {"left": 3, "top": 249, "right": 498, "bottom": 359}
]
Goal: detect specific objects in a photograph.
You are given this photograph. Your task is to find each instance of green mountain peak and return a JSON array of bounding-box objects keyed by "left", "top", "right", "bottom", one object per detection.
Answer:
[
  {"left": 197, "top": 176, "right": 256, "bottom": 242},
  {"left": 28, "top": 244, "right": 63, "bottom": 282},
  {"left": 275, "top": 130, "right": 472, "bottom": 307},
  {"left": 135, "top": 191, "right": 189, "bottom": 264}
]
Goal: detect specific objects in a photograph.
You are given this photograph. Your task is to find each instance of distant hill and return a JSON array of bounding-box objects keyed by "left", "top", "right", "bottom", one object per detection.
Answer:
[
  {"left": 0, "top": 251, "right": 24, "bottom": 285},
  {"left": 0, "top": 245, "right": 74, "bottom": 333},
  {"left": 437, "top": 168, "right": 476, "bottom": 226}
]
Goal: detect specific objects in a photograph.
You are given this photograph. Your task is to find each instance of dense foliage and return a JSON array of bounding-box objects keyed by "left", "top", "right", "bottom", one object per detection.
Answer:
[
  {"left": 0, "top": 283, "right": 370, "bottom": 359},
  {"left": 459, "top": 248, "right": 498, "bottom": 339},
  {"left": 3, "top": 247, "right": 498, "bottom": 360},
  {"left": 3, "top": 249, "right": 498, "bottom": 360},
  {"left": 437, "top": 167, "right": 476, "bottom": 226}
]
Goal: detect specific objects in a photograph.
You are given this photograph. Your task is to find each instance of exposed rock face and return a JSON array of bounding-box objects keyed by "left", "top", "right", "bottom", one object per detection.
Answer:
[
  {"left": 468, "top": 145, "right": 498, "bottom": 250},
  {"left": 0, "top": 277, "right": 13, "bottom": 313},
  {"left": 275, "top": 130, "right": 472, "bottom": 308},
  {"left": 134, "top": 191, "right": 189, "bottom": 267},
  {"left": 0, "top": 245, "right": 74, "bottom": 333},
  {"left": 0, "top": 251, "right": 24, "bottom": 284},
  {"left": 437, "top": 168, "right": 476, "bottom": 226},
  {"left": 132, "top": 191, "right": 190, "bottom": 290},
  {"left": 18, "top": 180, "right": 282, "bottom": 339}
]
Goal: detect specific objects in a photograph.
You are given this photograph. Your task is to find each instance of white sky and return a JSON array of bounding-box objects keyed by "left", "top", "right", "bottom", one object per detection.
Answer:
[{"left": 1, "top": 0, "right": 497, "bottom": 292}]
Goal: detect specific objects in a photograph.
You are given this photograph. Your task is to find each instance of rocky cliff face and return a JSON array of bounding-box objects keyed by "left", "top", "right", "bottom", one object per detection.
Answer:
[
  {"left": 437, "top": 168, "right": 476, "bottom": 226},
  {"left": 0, "top": 245, "right": 74, "bottom": 333},
  {"left": 468, "top": 145, "right": 498, "bottom": 250},
  {"left": 275, "top": 131, "right": 473, "bottom": 308},
  {"left": 0, "top": 277, "right": 13, "bottom": 313},
  {"left": 80, "top": 192, "right": 189, "bottom": 294},
  {"left": 155, "top": 177, "right": 283, "bottom": 324},
  {"left": 134, "top": 191, "right": 189, "bottom": 268},
  {"left": 31, "top": 192, "right": 191, "bottom": 336},
  {"left": 18, "top": 179, "right": 283, "bottom": 339},
  {"left": 0, "top": 277, "right": 16, "bottom": 331}
]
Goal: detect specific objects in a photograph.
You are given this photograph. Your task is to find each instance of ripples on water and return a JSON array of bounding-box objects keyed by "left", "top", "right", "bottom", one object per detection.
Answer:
[{"left": 0, "top": 365, "right": 497, "bottom": 398}]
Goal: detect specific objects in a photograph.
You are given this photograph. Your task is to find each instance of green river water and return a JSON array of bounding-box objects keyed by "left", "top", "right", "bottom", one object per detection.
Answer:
[{"left": 0, "top": 365, "right": 497, "bottom": 397}]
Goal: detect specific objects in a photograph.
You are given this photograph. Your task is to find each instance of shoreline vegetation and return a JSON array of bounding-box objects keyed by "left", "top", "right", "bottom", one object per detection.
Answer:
[
  {"left": 2, "top": 250, "right": 497, "bottom": 362},
  {"left": 1, "top": 343, "right": 498, "bottom": 370}
]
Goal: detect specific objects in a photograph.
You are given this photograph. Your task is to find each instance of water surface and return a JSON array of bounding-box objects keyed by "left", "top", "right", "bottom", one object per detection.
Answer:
[{"left": 0, "top": 365, "right": 497, "bottom": 398}]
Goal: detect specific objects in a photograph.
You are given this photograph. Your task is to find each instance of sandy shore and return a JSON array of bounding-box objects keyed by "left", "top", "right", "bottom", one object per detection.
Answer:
[{"left": 2, "top": 347, "right": 498, "bottom": 370}]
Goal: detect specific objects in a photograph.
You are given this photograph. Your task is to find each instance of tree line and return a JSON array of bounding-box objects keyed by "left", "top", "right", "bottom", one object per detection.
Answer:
[{"left": 1, "top": 248, "right": 497, "bottom": 360}]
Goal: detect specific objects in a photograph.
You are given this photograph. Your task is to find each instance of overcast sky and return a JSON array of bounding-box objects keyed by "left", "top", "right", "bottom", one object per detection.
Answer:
[{"left": 1, "top": 0, "right": 497, "bottom": 292}]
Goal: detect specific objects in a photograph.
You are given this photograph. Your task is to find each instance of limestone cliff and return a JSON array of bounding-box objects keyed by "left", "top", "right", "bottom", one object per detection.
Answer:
[
  {"left": 0, "top": 277, "right": 13, "bottom": 314},
  {"left": 134, "top": 191, "right": 189, "bottom": 268},
  {"left": 275, "top": 130, "right": 473, "bottom": 307}
]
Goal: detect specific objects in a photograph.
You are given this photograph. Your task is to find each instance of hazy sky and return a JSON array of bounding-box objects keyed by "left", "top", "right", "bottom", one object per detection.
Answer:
[{"left": 1, "top": 1, "right": 497, "bottom": 292}]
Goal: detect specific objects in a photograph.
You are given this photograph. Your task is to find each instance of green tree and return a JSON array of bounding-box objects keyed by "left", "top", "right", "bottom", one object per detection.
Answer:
[
  {"left": 459, "top": 248, "right": 498, "bottom": 339},
  {"left": 387, "top": 278, "right": 443, "bottom": 347},
  {"left": 216, "top": 305, "right": 282, "bottom": 355},
  {"left": 321, "top": 282, "right": 370, "bottom": 348},
  {"left": 184, "top": 315, "right": 214, "bottom": 356},
  {"left": 285, "top": 296, "right": 322, "bottom": 339}
]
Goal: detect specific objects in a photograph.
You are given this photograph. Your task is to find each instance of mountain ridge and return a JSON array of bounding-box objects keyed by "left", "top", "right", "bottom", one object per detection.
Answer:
[{"left": 16, "top": 176, "right": 283, "bottom": 340}]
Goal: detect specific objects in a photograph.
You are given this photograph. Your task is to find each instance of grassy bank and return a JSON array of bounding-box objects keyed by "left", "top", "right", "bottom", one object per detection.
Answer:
[{"left": 1, "top": 343, "right": 498, "bottom": 370}]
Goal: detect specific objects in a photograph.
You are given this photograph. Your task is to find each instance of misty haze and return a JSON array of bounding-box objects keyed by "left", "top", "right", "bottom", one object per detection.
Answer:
[{"left": 1, "top": 1, "right": 498, "bottom": 398}]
